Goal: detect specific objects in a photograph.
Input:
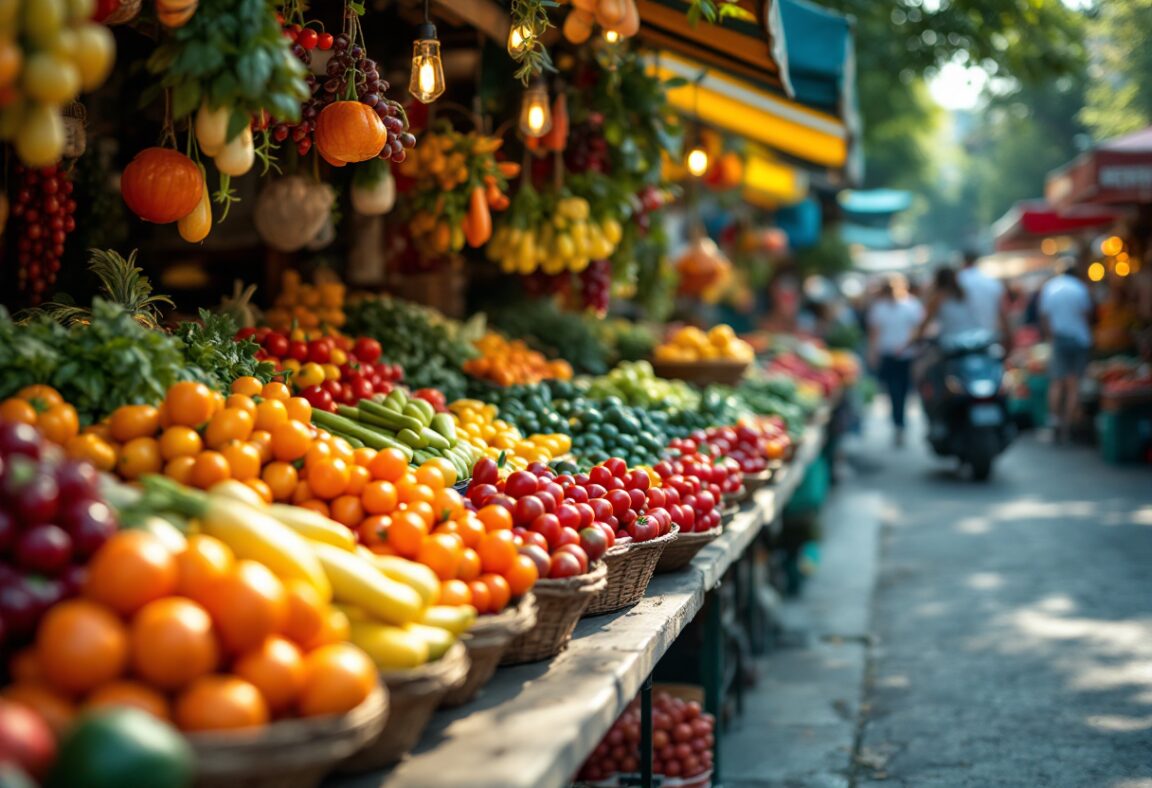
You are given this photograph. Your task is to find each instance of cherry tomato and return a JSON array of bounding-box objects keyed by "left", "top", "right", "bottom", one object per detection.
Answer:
[
  {"left": 263, "top": 332, "right": 289, "bottom": 358},
  {"left": 300, "top": 385, "right": 334, "bottom": 412},
  {"left": 287, "top": 340, "right": 308, "bottom": 362},
  {"left": 352, "top": 337, "right": 382, "bottom": 363},
  {"left": 317, "top": 32, "right": 334, "bottom": 50},
  {"left": 297, "top": 28, "right": 318, "bottom": 49},
  {"left": 307, "top": 339, "right": 332, "bottom": 364}
]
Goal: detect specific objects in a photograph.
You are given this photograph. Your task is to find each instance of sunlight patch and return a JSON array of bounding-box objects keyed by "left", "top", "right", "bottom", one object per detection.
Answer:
[
  {"left": 1085, "top": 715, "right": 1152, "bottom": 733},
  {"left": 966, "top": 572, "right": 1003, "bottom": 590}
]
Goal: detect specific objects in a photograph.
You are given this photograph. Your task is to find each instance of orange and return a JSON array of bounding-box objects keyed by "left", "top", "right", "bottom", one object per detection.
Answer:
[
  {"left": 505, "top": 554, "right": 540, "bottom": 597},
  {"left": 254, "top": 399, "right": 289, "bottom": 433},
  {"left": 224, "top": 393, "right": 257, "bottom": 416},
  {"left": 84, "top": 531, "right": 178, "bottom": 616},
  {"left": 417, "top": 533, "right": 464, "bottom": 581},
  {"left": 296, "top": 643, "right": 377, "bottom": 717},
  {"left": 414, "top": 463, "right": 446, "bottom": 490},
  {"left": 230, "top": 376, "right": 264, "bottom": 397},
  {"left": 302, "top": 607, "right": 351, "bottom": 652},
  {"left": 478, "top": 530, "right": 517, "bottom": 574},
  {"left": 163, "top": 456, "right": 196, "bottom": 485},
  {"left": 424, "top": 456, "right": 458, "bottom": 486},
  {"left": 352, "top": 447, "right": 376, "bottom": 467},
  {"left": 36, "top": 600, "right": 128, "bottom": 696},
  {"left": 66, "top": 433, "right": 117, "bottom": 472},
  {"left": 38, "top": 403, "right": 79, "bottom": 445},
  {"left": 362, "top": 481, "right": 398, "bottom": 515},
  {"left": 165, "top": 381, "right": 216, "bottom": 428},
  {"left": 249, "top": 430, "right": 273, "bottom": 463},
  {"left": 159, "top": 426, "right": 203, "bottom": 460},
  {"left": 270, "top": 421, "right": 311, "bottom": 462},
  {"left": 281, "top": 579, "right": 327, "bottom": 647},
  {"left": 262, "top": 461, "right": 299, "bottom": 502},
  {"left": 8, "top": 649, "right": 41, "bottom": 684},
  {"left": 457, "top": 548, "right": 481, "bottom": 582},
  {"left": 108, "top": 405, "right": 161, "bottom": 442},
  {"left": 0, "top": 398, "right": 37, "bottom": 424},
  {"left": 329, "top": 495, "right": 364, "bottom": 529},
  {"left": 481, "top": 573, "right": 512, "bottom": 612},
  {"left": 175, "top": 534, "right": 235, "bottom": 604},
  {"left": 386, "top": 510, "right": 428, "bottom": 558},
  {"left": 117, "top": 437, "right": 162, "bottom": 480},
  {"left": 261, "top": 381, "right": 292, "bottom": 401},
  {"left": 204, "top": 408, "right": 255, "bottom": 449},
  {"left": 2, "top": 683, "right": 77, "bottom": 735},
  {"left": 438, "top": 579, "right": 472, "bottom": 607},
  {"left": 175, "top": 675, "right": 269, "bottom": 732},
  {"left": 308, "top": 458, "right": 350, "bottom": 500},
  {"left": 397, "top": 482, "right": 435, "bottom": 507},
  {"left": 17, "top": 384, "right": 63, "bottom": 409},
  {"left": 201, "top": 560, "right": 288, "bottom": 654},
  {"left": 221, "top": 441, "right": 262, "bottom": 482},
  {"left": 477, "top": 504, "right": 513, "bottom": 533},
  {"left": 367, "top": 448, "right": 408, "bottom": 482},
  {"left": 284, "top": 397, "right": 312, "bottom": 423},
  {"left": 467, "top": 580, "right": 491, "bottom": 614},
  {"left": 190, "top": 451, "right": 231, "bottom": 488},
  {"left": 234, "top": 637, "right": 305, "bottom": 714},
  {"left": 345, "top": 464, "right": 371, "bottom": 496},
  {"left": 455, "top": 516, "right": 485, "bottom": 549},
  {"left": 245, "top": 478, "right": 274, "bottom": 504},
  {"left": 433, "top": 488, "right": 464, "bottom": 522},
  {"left": 87, "top": 680, "right": 171, "bottom": 721}
]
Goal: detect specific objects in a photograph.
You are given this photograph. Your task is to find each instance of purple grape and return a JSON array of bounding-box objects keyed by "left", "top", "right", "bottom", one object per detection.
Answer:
[{"left": 16, "top": 524, "right": 72, "bottom": 575}]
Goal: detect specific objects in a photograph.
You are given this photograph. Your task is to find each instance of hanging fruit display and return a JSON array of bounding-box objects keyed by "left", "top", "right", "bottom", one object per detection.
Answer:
[
  {"left": 559, "top": 0, "right": 640, "bottom": 44},
  {"left": 10, "top": 165, "right": 77, "bottom": 303},
  {"left": 271, "top": 2, "right": 415, "bottom": 164},
  {"left": 119, "top": 148, "right": 203, "bottom": 225},
  {"left": 0, "top": 1, "right": 117, "bottom": 168},
  {"left": 351, "top": 159, "right": 396, "bottom": 216},
  {"left": 398, "top": 127, "right": 516, "bottom": 257},
  {"left": 487, "top": 186, "right": 621, "bottom": 276}
]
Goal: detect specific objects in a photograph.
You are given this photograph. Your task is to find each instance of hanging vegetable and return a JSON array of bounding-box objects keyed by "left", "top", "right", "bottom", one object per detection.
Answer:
[
  {"left": 120, "top": 148, "right": 204, "bottom": 224},
  {"left": 315, "top": 101, "right": 388, "bottom": 166},
  {"left": 542, "top": 92, "right": 569, "bottom": 153},
  {"left": 351, "top": 160, "right": 396, "bottom": 216}
]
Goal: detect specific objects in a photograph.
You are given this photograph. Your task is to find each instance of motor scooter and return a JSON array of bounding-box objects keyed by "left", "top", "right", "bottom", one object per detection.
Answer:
[{"left": 917, "top": 330, "right": 1014, "bottom": 481}]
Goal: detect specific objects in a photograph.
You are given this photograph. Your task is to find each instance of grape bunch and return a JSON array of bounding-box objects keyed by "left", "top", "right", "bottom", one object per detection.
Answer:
[
  {"left": 522, "top": 270, "right": 570, "bottom": 299},
  {"left": 565, "top": 115, "right": 610, "bottom": 174},
  {"left": 271, "top": 29, "right": 416, "bottom": 162},
  {"left": 580, "top": 258, "right": 611, "bottom": 314},
  {"left": 9, "top": 165, "right": 76, "bottom": 304}
]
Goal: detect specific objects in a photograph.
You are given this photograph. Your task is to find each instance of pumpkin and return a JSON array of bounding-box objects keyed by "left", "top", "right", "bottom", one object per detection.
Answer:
[
  {"left": 253, "top": 176, "right": 335, "bottom": 252},
  {"left": 315, "top": 101, "right": 388, "bottom": 164},
  {"left": 120, "top": 147, "right": 203, "bottom": 224},
  {"left": 156, "top": 0, "right": 197, "bottom": 28}
]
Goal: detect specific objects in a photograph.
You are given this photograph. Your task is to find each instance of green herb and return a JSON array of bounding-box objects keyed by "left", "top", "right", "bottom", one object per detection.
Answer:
[
  {"left": 173, "top": 311, "right": 278, "bottom": 391},
  {"left": 509, "top": 0, "right": 558, "bottom": 84},
  {"left": 685, "top": 0, "right": 756, "bottom": 26}
]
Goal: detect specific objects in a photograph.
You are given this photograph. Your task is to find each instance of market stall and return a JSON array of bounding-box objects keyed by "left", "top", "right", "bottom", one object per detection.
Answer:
[{"left": 0, "top": 1, "right": 864, "bottom": 786}]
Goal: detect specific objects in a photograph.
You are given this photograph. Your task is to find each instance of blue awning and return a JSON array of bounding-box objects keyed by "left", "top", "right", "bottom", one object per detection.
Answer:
[{"left": 839, "top": 189, "right": 913, "bottom": 216}]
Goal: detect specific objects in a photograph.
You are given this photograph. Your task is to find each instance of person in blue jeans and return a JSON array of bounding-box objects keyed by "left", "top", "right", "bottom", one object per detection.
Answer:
[
  {"left": 867, "top": 275, "right": 925, "bottom": 446},
  {"left": 1039, "top": 259, "right": 1095, "bottom": 443}
]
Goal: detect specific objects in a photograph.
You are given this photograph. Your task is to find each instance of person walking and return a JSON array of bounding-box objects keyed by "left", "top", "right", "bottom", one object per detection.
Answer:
[
  {"left": 915, "top": 267, "right": 982, "bottom": 342},
  {"left": 958, "top": 250, "right": 1013, "bottom": 344},
  {"left": 1039, "top": 258, "right": 1095, "bottom": 443},
  {"left": 868, "top": 274, "right": 924, "bottom": 446}
]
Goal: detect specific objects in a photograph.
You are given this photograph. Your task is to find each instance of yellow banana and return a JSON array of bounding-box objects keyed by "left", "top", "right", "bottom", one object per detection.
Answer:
[
  {"left": 349, "top": 620, "right": 429, "bottom": 670},
  {"left": 404, "top": 623, "right": 455, "bottom": 660},
  {"left": 419, "top": 604, "right": 477, "bottom": 636},
  {"left": 370, "top": 554, "right": 441, "bottom": 607},
  {"left": 312, "top": 542, "right": 424, "bottom": 625},
  {"left": 269, "top": 504, "right": 357, "bottom": 550}
]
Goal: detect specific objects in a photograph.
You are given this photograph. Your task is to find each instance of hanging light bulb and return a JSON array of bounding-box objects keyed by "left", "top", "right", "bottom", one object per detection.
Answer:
[
  {"left": 603, "top": 28, "right": 621, "bottom": 43},
  {"left": 686, "top": 144, "right": 709, "bottom": 177},
  {"left": 409, "top": 19, "right": 446, "bottom": 104},
  {"left": 507, "top": 22, "right": 534, "bottom": 57},
  {"left": 519, "top": 81, "right": 552, "bottom": 138}
]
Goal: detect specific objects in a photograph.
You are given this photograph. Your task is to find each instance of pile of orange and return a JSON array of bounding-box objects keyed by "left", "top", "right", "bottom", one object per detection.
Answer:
[
  {"left": 462, "top": 332, "right": 573, "bottom": 387},
  {"left": 262, "top": 269, "right": 346, "bottom": 332},
  {"left": 350, "top": 449, "right": 539, "bottom": 615},
  {"left": 0, "top": 385, "right": 80, "bottom": 446},
  {"left": 3, "top": 529, "right": 377, "bottom": 734},
  {"left": 64, "top": 377, "right": 326, "bottom": 502}
]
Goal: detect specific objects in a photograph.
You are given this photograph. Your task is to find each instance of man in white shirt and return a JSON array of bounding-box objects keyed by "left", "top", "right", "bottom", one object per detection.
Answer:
[
  {"left": 867, "top": 274, "right": 925, "bottom": 446},
  {"left": 958, "top": 251, "right": 1012, "bottom": 344},
  {"left": 1038, "top": 259, "right": 1094, "bottom": 442}
]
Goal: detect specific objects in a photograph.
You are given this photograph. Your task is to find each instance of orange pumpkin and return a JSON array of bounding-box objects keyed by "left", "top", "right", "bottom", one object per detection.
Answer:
[
  {"left": 121, "top": 148, "right": 204, "bottom": 224},
  {"left": 157, "top": 0, "right": 198, "bottom": 28},
  {"left": 315, "top": 102, "right": 388, "bottom": 164}
]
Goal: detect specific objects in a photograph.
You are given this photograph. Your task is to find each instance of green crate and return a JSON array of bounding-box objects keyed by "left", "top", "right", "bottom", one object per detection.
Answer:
[
  {"left": 1027, "top": 374, "right": 1049, "bottom": 427},
  {"left": 1096, "top": 409, "right": 1152, "bottom": 464},
  {"left": 784, "top": 455, "right": 830, "bottom": 515}
]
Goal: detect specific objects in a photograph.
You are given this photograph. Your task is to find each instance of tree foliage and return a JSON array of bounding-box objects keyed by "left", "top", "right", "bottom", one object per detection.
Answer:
[{"left": 1079, "top": 0, "right": 1152, "bottom": 139}]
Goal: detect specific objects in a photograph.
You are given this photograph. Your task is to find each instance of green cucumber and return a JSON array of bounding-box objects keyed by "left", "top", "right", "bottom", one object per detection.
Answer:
[
  {"left": 397, "top": 427, "right": 429, "bottom": 449},
  {"left": 404, "top": 398, "right": 436, "bottom": 425},
  {"left": 430, "top": 413, "right": 457, "bottom": 444},
  {"left": 420, "top": 428, "right": 450, "bottom": 450}
]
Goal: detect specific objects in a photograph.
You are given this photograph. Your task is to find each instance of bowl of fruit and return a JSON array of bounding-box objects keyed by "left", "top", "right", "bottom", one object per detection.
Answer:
[{"left": 651, "top": 325, "right": 754, "bottom": 387}]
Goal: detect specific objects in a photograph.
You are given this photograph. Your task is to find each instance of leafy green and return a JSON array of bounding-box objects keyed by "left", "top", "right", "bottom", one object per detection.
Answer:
[{"left": 173, "top": 311, "right": 278, "bottom": 391}]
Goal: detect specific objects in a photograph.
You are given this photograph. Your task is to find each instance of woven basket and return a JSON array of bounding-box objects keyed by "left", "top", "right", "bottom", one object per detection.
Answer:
[
  {"left": 743, "top": 469, "right": 774, "bottom": 495},
  {"left": 501, "top": 562, "right": 608, "bottom": 665},
  {"left": 721, "top": 504, "right": 740, "bottom": 527},
  {"left": 651, "top": 359, "right": 749, "bottom": 387},
  {"left": 339, "top": 643, "right": 470, "bottom": 773},
  {"left": 726, "top": 484, "right": 750, "bottom": 506},
  {"left": 187, "top": 686, "right": 387, "bottom": 788},
  {"left": 654, "top": 526, "right": 723, "bottom": 573},
  {"left": 440, "top": 593, "right": 539, "bottom": 708},
  {"left": 584, "top": 526, "right": 679, "bottom": 617}
]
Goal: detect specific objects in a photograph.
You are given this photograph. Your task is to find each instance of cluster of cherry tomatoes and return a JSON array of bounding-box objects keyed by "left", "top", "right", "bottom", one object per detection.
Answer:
[
  {"left": 651, "top": 451, "right": 740, "bottom": 534},
  {"left": 670, "top": 420, "right": 791, "bottom": 477}
]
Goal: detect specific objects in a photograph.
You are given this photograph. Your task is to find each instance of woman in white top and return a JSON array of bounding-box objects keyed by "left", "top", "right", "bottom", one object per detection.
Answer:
[
  {"left": 868, "top": 274, "right": 924, "bottom": 445},
  {"left": 916, "top": 267, "right": 982, "bottom": 341}
]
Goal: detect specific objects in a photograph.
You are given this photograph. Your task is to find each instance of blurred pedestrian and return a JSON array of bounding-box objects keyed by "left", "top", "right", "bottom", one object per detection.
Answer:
[
  {"left": 868, "top": 274, "right": 924, "bottom": 446},
  {"left": 958, "top": 250, "right": 1013, "bottom": 344},
  {"left": 915, "top": 267, "right": 982, "bottom": 342},
  {"left": 1039, "top": 257, "right": 1094, "bottom": 443}
]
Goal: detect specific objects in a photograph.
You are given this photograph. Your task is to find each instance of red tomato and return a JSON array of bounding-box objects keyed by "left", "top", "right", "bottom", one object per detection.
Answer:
[
  {"left": 307, "top": 339, "right": 332, "bottom": 364},
  {"left": 518, "top": 544, "right": 551, "bottom": 577},
  {"left": 353, "top": 337, "right": 382, "bottom": 363},
  {"left": 547, "top": 551, "right": 584, "bottom": 579},
  {"left": 578, "top": 526, "right": 607, "bottom": 562},
  {"left": 287, "top": 340, "right": 308, "bottom": 362},
  {"left": 554, "top": 543, "right": 589, "bottom": 574},
  {"left": 299, "top": 385, "right": 334, "bottom": 413},
  {"left": 263, "top": 333, "right": 289, "bottom": 358}
]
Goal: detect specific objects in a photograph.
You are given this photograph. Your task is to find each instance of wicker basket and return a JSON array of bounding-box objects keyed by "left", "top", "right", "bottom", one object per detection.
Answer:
[
  {"left": 655, "top": 526, "right": 722, "bottom": 573},
  {"left": 743, "top": 469, "right": 774, "bottom": 495},
  {"left": 501, "top": 562, "right": 608, "bottom": 665},
  {"left": 187, "top": 686, "right": 387, "bottom": 788},
  {"left": 725, "top": 485, "right": 750, "bottom": 506},
  {"left": 440, "top": 593, "right": 539, "bottom": 708},
  {"left": 584, "top": 526, "right": 679, "bottom": 617},
  {"left": 721, "top": 504, "right": 741, "bottom": 527},
  {"left": 339, "top": 643, "right": 470, "bottom": 773},
  {"left": 651, "top": 359, "right": 750, "bottom": 387}
]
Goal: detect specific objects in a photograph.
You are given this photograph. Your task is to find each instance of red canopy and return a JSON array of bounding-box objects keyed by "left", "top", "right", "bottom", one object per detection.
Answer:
[
  {"left": 992, "top": 200, "right": 1118, "bottom": 252},
  {"left": 1046, "top": 127, "right": 1152, "bottom": 210}
]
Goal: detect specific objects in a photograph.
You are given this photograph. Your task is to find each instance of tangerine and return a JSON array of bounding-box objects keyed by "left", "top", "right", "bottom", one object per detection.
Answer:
[
  {"left": 175, "top": 675, "right": 269, "bottom": 732},
  {"left": 84, "top": 531, "right": 178, "bottom": 616},
  {"left": 130, "top": 597, "right": 219, "bottom": 691},
  {"left": 36, "top": 600, "right": 128, "bottom": 696}
]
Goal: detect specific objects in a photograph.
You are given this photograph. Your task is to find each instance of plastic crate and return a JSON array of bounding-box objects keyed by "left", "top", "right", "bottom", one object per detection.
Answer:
[
  {"left": 1096, "top": 409, "right": 1152, "bottom": 464},
  {"left": 1027, "top": 374, "right": 1049, "bottom": 428},
  {"left": 784, "top": 455, "right": 829, "bottom": 516}
]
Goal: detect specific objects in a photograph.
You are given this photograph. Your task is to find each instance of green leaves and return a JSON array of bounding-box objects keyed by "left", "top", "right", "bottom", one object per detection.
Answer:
[{"left": 173, "top": 311, "right": 278, "bottom": 390}]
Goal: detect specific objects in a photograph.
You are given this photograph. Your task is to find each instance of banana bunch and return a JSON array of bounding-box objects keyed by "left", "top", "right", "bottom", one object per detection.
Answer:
[
  {"left": 0, "top": 0, "right": 117, "bottom": 167},
  {"left": 140, "top": 477, "right": 474, "bottom": 671},
  {"left": 488, "top": 195, "right": 623, "bottom": 276}
]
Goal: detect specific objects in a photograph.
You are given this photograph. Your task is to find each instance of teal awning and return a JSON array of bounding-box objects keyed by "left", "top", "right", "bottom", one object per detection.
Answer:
[{"left": 777, "top": 0, "right": 854, "bottom": 116}]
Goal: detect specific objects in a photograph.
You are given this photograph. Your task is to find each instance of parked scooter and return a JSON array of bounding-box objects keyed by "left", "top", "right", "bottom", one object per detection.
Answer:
[{"left": 917, "top": 330, "right": 1014, "bottom": 480}]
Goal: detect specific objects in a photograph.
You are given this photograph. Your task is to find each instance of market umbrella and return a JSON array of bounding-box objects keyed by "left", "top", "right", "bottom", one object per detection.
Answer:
[
  {"left": 991, "top": 199, "right": 1119, "bottom": 252},
  {"left": 1046, "top": 127, "right": 1152, "bottom": 211}
]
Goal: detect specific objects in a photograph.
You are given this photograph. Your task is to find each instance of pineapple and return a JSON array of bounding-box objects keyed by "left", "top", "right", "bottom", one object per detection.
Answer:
[{"left": 21, "top": 249, "right": 175, "bottom": 328}]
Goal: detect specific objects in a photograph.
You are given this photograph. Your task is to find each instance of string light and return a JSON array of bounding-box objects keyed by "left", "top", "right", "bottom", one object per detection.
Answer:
[
  {"left": 603, "top": 29, "right": 620, "bottom": 43},
  {"left": 686, "top": 145, "right": 709, "bottom": 177},
  {"left": 519, "top": 80, "right": 552, "bottom": 138},
  {"left": 1101, "top": 235, "right": 1123, "bottom": 257},
  {"left": 1087, "top": 262, "right": 1106, "bottom": 282},
  {"left": 507, "top": 22, "right": 534, "bottom": 57},
  {"left": 409, "top": 1, "right": 445, "bottom": 104},
  {"left": 1115, "top": 260, "right": 1131, "bottom": 277}
]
